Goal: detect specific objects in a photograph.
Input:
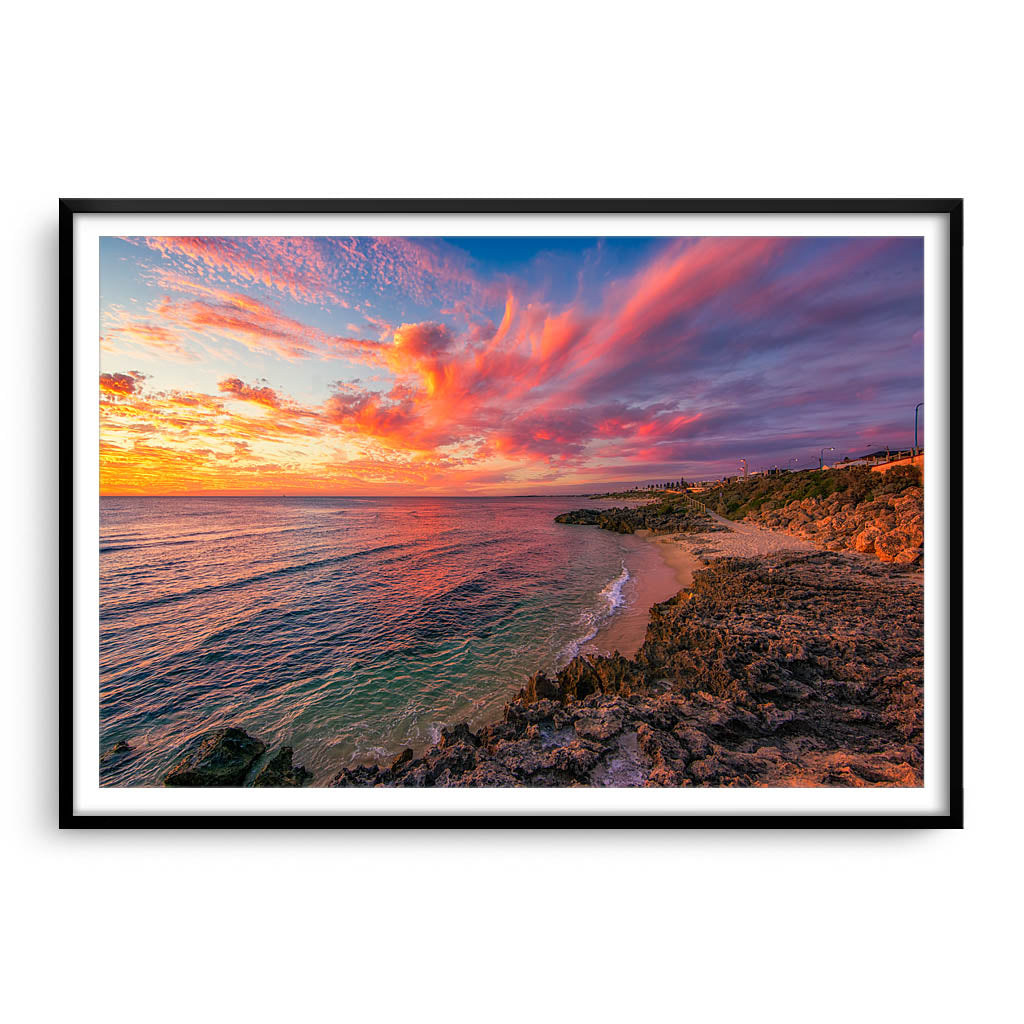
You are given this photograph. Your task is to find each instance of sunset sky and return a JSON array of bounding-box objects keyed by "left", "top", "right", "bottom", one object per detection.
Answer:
[{"left": 99, "top": 234, "right": 923, "bottom": 495}]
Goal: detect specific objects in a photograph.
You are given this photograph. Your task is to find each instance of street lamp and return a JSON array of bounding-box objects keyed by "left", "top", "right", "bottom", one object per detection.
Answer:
[
  {"left": 819, "top": 446, "right": 834, "bottom": 470},
  {"left": 914, "top": 402, "right": 924, "bottom": 455},
  {"left": 739, "top": 458, "right": 748, "bottom": 478}
]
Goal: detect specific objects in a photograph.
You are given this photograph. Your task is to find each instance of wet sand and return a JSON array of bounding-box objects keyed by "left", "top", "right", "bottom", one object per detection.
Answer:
[
  {"left": 586, "top": 530, "right": 701, "bottom": 661},
  {"left": 590, "top": 515, "right": 816, "bottom": 662},
  {"left": 637, "top": 529, "right": 703, "bottom": 585},
  {"left": 332, "top": 504, "right": 924, "bottom": 789}
]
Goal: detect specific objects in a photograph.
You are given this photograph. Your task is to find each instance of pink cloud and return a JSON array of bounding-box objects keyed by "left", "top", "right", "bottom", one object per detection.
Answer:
[
  {"left": 217, "top": 376, "right": 286, "bottom": 409},
  {"left": 139, "top": 237, "right": 351, "bottom": 307},
  {"left": 104, "top": 284, "right": 386, "bottom": 365},
  {"left": 101, "top": 234, "right": 923, "bottom": 490},
  {"left": 134, "top": 235, "right": 503, "bottom": 315}
]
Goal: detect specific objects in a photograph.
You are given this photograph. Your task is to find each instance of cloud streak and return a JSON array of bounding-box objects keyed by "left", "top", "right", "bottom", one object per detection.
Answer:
[{"left": 100, "top": 234, "right": 923, "bottom": 492}]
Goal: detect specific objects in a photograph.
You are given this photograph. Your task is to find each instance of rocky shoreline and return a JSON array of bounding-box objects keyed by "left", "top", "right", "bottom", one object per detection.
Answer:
[
  {"left": 332, "top": 547, "right": 922, "bottom": 788},
  {"left": 101, "top": 728, "right": 314, "bottom": 788},
  {"left": 741, "top": 484, "right": 923, "bottom": 565},
  {"left": 555, "top": 501, "right": 727, "bottom": 536},
  {"left": 705, "top": 465, "right": 924, "bottom": 565},
  {"left": 148, "top": 490, "right": 924, "bottom": 788}
]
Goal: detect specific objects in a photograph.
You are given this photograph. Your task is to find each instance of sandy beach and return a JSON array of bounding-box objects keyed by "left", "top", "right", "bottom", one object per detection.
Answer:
[
  {"left": 150, "top": 489, "right": 924, "bottom": 789},
  {"left": 644, "top": 510, "right": 816, "bottom": 570},
  {"left": 585, "top": 532, "right": 696, "bottom": 661},
  {"left": 626, "top": 512, "right": 816, "bottom": 637},
  {"left": 333, "top": 534, "right": 924, "bottom": 788},
  {"left": 560, "top": 509, "right": 815, "bottom": 669},
  {"left": 589, "top": 516, "right": 812, "bottom": 664}
]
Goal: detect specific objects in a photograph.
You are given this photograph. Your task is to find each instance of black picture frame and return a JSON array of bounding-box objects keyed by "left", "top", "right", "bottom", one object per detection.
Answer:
[{"left": 60, "top": 197, "right": 963, "bottom": 829}]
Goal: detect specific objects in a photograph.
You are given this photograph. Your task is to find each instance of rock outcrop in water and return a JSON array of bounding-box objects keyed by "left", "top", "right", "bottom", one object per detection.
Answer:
[
  {"left": 252, "top": 746, "right": 313, "bottom": 787},
  {"left": 555, "top": 500, "right": 726, "bottom": 536},
  {"left": 100, "top": 740, "right": 134, "bottom": 766},
  {"left": 162, "top": 729, "right": 315, "bottom": 787},
  {"left": 163, "top": 727, "right": 267, "bottom": 786},
  {"left": 332, "top": 551, "right": 923, "bottom": 788}
]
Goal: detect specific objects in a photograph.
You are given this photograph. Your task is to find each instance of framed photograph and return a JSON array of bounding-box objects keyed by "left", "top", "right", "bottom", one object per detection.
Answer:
[{"left": 62, "top": 198, "right": 962, "bottom": 827}]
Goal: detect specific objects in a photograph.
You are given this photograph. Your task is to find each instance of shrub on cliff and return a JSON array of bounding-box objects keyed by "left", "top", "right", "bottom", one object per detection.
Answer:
[
  {"left": 706, "top": 465, "right": 921, "bottom": 520},
  {"left": 737, "top": 466, "right": 923, "bottom": 565}
]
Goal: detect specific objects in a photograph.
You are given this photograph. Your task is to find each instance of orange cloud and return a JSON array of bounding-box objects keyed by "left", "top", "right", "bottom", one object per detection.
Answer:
[
  {"left": 101, "top": 234, "right": 923, "bottom": 492},
  {"left": 99, "top": 371, "right": 146, "bottom": 397},
  {"left": 102, "top": 286, "right": 386, "bottom": 365},
  {"left": 101, "top": 310, "right": 200, "bottom": 361},
  {"left": 217, "top": 377, "right": 285, "bottom": 409}
]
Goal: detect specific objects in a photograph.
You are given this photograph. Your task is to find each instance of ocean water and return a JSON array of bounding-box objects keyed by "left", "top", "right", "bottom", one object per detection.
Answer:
[{"left": 99, "top": 495, "right": 676, "bottom": 786}]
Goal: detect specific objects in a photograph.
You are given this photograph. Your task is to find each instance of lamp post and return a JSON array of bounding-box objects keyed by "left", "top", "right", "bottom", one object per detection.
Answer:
[
  {"left": 914, "top": 402, "right": 924, "bottom": 455},
  {"left": 819, "top": 446, "right": 834, "bottom": 470},
  {"left": 739, "top": 459, "right": 748, "bottom": 478}
]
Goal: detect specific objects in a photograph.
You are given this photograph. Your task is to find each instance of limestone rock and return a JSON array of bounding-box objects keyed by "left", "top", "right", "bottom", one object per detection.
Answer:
[
  {"left": 331, "top": 552, "right": 923, "bottom": 790},
  {"left": 555, "top": 501, "right": 726, "bottom": 537},
  {"left": 251, "top": 745, "right": 312, "bottom": 787},
  {"left": 100, "top": 740, "right": 133, "bottom": 765},
  {"left": 163, "top": 727, "right": 266, "bottom": 787},
  {"left": 439, "top": 722, "right": 480, "bottom": 748},
  {"left": 575, "top": 712, "right": 623, "bottom": 741},
  {"left": 742, "top": 467, "right": 923, "bottom": 566}
]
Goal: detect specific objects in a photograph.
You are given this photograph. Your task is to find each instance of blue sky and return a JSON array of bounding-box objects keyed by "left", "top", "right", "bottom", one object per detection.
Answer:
[{"left": 98, "top": 234, "right": 923, "bottom": 494}]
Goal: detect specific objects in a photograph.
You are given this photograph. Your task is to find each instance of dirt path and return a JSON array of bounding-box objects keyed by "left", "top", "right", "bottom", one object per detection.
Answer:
[{"left": 656, "top": 511, "right": 818, "bottom": 564}]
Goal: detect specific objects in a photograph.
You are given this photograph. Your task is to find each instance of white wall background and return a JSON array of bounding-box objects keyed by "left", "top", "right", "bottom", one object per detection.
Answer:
[{"left": 5, "top": 2, "right": 1017, "bottom": 1021}]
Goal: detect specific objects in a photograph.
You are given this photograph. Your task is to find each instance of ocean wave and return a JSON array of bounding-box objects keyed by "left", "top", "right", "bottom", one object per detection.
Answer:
[
  {"left": 557, "top": 562, "right": 631, "bottom": 665},
  {"left": 100, "top": 538, "right": 198, "bottom": 554},
  {"left": 99, "top": 496, "right": 641, "bottom": 785},
  {"left": 599, "top": 563, "right": 631, "bottom": 613},
  {"left": 103, "top": 540, "right": 412, "bottom": 617},
  {"left": 558, "top": 613, "right": 600, "bottom": 664}
]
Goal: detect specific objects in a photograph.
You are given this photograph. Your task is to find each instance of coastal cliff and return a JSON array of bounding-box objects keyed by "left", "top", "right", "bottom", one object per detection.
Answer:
[
  {"left": 743, "top": 485, "right": 923, "bottom": 564},
  {"left": 704, "top": 465, "right": 924, "bottom": 564}
]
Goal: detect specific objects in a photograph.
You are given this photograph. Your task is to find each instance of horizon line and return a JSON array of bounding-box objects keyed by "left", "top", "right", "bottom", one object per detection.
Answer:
[{"left": 99, "top": 491, "right": 606, "bottom": 499}]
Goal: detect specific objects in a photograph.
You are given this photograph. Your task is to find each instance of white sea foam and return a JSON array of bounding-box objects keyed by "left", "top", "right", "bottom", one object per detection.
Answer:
[
  {"left": 99, "top": 495, "right": 645, "bottom": 785},
  {"left": 599, "top": 563, "right": 631, "bottom": 613},
  {"left": 558, "top": 612, "right": 600, "bottom": 664},
  {"left": 557, "top": 563, "right": 631, "bottom": 665}
]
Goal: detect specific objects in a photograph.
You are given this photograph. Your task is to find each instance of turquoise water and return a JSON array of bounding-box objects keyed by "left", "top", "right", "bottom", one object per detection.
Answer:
[{"left": 99, "top": 495, "right": 667, "bottom": 786}]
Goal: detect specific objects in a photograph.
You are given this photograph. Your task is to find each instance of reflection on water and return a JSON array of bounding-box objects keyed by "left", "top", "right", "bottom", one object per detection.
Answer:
[{"left": 99, "top": 495, "right": 677, "bottom": 786}]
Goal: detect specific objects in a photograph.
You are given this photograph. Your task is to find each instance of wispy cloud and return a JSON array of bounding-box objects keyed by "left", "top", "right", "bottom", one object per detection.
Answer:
[
  {"left": 102, "top": 281, "right": 386, "bottom": 364},
  {"left": 100, "top": 234, "right": 923, "bottom": 492},
  {"left": 132, "top": 235, "right": 502, "bottom": 314}
]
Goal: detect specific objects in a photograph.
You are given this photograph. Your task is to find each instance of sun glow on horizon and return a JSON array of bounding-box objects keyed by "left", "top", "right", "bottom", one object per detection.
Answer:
[{"left": 100, "top": 234, "right": 923, "bottom": 495}]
